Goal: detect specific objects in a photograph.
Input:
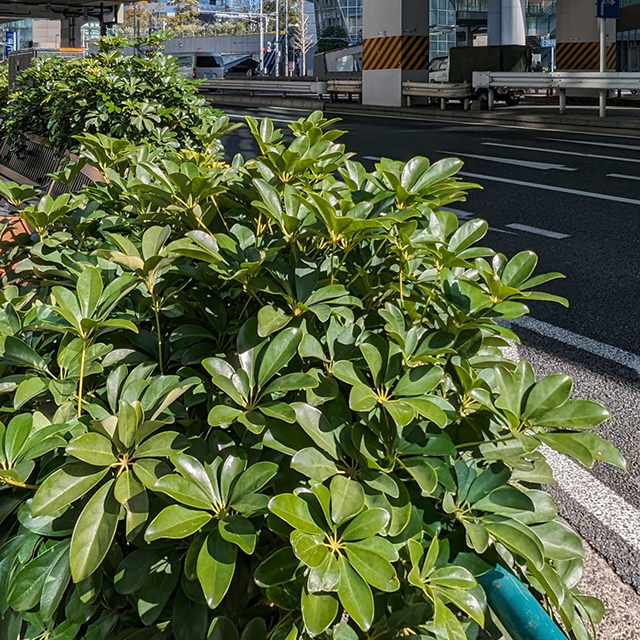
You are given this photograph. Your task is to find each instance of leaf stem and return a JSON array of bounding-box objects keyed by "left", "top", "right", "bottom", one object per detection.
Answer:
[
  {"left": 77, "top": 338, "right": 87, "bottom": 418},
  {"left": 0, "top": 477, "right": 39, "bottom": 490},
  {"left": 153, "top": 297, "right": 164, "bottom": 374}
]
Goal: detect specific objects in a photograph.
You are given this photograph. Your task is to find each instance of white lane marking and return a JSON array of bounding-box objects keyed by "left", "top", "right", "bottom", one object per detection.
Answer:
[
  {"left": 540, "top": 137, "right": 640, "bottom": 152},
  {"left": 543, "top": 447, "right": 640, "bottom": 552},
  {"left": 506, "top": 315, "right": 640, "bottom": 376},
  {"left": 505, "top": 223, "right": 570, "bottom": 239},
  {"left": 483, "top": 142, "right": 640, "bottom": 165},
  {"left": 363, "top": 155, "right": 383, "bottom": 161},
  {"left": 437, "top": 149, "right": 576, "bottom": 171},
  {"left": 607, "top": 173, "right": 640, "bottom": 182},
  {"left": 458, "top": 171, "right": 640, "bottom": 206}
]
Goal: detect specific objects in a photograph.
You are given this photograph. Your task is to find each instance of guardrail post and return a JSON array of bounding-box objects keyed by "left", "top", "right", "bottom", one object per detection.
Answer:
[
  {"left": 488, "top": 88, "right": 495, "bottom": 110},
  {"left": 463, "top": 97, "right": 471, "bottom": 110},
  {"left": 440, "top": 98, "right": 446, "bottom": 111},
  {"left": 559, "top": 88, "right": 567, "bottom": 114}
]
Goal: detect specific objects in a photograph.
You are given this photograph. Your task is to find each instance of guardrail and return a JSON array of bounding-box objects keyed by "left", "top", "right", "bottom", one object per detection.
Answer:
[
  {"left": 472, "top": 71, "right": 640, "bottom": 116},
  {"left": 199, "top": 79, "right": 327, "bottom": 98},
  {"left": 327, "top": 79, "right": 362, "bottom": 103},
  {"left": 402, "top": 82, "right": 473, "bottom": 110}
]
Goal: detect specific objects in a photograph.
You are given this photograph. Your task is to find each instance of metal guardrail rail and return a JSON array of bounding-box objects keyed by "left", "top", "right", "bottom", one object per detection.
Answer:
[
  {"left": 200, "top": 79, "right": 327, "bottom": 97},
  {"left": 403, "top": 82, "right": 473, "bottom": 110},
  {"left": 327, "top": 79, "right": 362, "bottom": 103},
  {"left": 473, "top": 71, "right": 640, "bottom": 114}
]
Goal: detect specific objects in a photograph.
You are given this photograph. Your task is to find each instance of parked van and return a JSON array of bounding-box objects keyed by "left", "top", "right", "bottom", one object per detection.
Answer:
[{"left": 171, "top": 52, "right": 225, "bottom": 80}]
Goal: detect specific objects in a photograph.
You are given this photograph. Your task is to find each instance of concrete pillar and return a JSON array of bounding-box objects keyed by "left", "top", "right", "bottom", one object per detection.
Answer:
[
  {"left": 487, "top": 0, "right": 526, "bottom": 46},
  {"left": 362, "top": 0, "right": 429, "bottom": 107},
  {"left": 60, "top": 16, "right": 84, "bottom": 49},
  {"left": 556, "top": 0, "right": 616, "bottom": 70}
]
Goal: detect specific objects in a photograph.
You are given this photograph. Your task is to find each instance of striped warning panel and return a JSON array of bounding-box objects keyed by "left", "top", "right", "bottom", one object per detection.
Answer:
[
  {"left": 556, "top": 41, "right": 617, "bottom": 70},
  {"left": 363, "top": 35, "right": 430, "bottom": 71}
]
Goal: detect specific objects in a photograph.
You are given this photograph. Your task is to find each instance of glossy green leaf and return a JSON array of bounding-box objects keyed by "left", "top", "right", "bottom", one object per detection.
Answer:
[
  {"left": 330, "top": 475, "right": 365, "bottom": 525},
  {"left": 337, "top": 556, "right": 374, "bottom": 631},
  {"left": 70, "top": 480, "right": 120, "bottom": 582},
  {"left": 145, "top": 505, "right": 212, "bottom": 541},
  {"left": 197, "top": 529, "right": 237, "bottom": 609},
  {"left": 66, "top": 433, "right": 118, "bottom": 467},
  {"left": 301, "top": 588, "right": 338, "bottom": 636}
]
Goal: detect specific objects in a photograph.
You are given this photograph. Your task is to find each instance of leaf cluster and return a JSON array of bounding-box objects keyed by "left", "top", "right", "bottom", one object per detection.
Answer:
[
  {"left": 0, "top": 111, "right": 621, "bottom": 640},
  {"left": 0, "top": 35, "right": 220, "bottom": 154}
]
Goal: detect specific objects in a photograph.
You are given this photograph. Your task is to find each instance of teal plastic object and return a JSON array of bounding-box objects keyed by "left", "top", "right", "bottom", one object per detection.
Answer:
[{"left": 478, "top": 565, "right": 567, "bottom": 640}]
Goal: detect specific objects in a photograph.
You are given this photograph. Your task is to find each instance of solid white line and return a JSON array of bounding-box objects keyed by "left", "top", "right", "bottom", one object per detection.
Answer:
[
  {"left": 483, "top": 142, "right": 640, "bottom": 165},
  {"left": 507, "top": 315, "right": 640, "bottom": 375},
  {"left": 438, "top": 149, "right": 576, "bottom": 171},
  {"left": 505, "top": 223, "right": 570, "bottom": 239},
  {"left": 540, "top": 137, "right": 640, "bottom": 152},
  {"left": 543, "top": 447, "right": 640, "bottom": 552},
  {"left": 607, "top": 173, "right": 640, "bottom": 181},
  {"left": 458, "top": 171, "right": 640, "bottom": 206}
]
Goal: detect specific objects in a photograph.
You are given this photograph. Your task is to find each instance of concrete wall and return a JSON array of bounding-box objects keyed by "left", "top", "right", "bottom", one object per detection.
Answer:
[
  {"left": 32, "top": 20, "right": 60, "bottom": 49},
  {"left": 557, "top": 0, "right": 615, "bottom": 44},
  {"left": 487, "top": 0, "right": 526, "bottom": 46}
]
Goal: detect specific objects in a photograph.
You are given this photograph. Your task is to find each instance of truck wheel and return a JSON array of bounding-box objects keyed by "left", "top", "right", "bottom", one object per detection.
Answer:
[
  {"left": 477, "top": 90, "right": 489, "bottom": 110},
  {"left": 505, "top": 94, "right": 521, "bottom": 106}
]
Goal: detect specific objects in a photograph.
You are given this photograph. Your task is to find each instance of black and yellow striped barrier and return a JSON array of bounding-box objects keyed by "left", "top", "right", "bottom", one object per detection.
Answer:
[
  {"left": 362, "top": 35, "right": 430, "bottom": 71},
  {"left": 556, "top": 41, "right": 617, "bottom": 70}
]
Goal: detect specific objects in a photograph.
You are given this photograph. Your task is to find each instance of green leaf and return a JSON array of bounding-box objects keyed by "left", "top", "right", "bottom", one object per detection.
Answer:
[
  {"left": 257, "top": 328, "right": 302, "bottom": 388},
  {"left": 448, "top": 219, "right": 488, "bottom": 252},
  {"left": 0, "top": 336, "right": 47, "bottom": 371},
  {"left": 32, "top": 463, "right": 110, "bottom": 516},
  {"left": 230, "top": 461, "right": 278, "bottom": 502},
  {"left": 153, "top": 474, "right": 212, "bottom": 510},
  {"left": 66, "top": 433, "right": 118, "bottom": 467},
  {"left": 291, "top": 531, "right": 329, "bottom": 568},
  {"left": 197, "top": 529, "right": 237, "bottom": 609},
  {"left": 483, "top": 517, "right": 544, "bottom": 570},
  {"left": 219, "top": 517, "right": 257, "bottom": 554},
  {"left": 291, "top": 403, "right": 339, "bottom": 460},
  {"left": 77, "top": 267, "right": 103, "bottom": 319},
  {"left": 341, "top": 508, "right": 390, "bottom": 541},
  {"left": 349, "top": 384, "right": 378, "bottom": 412},
  {"left": 3, "top": 414, "right": 32, "bottom": 465},
  {"left": 254, "top": 547, "right": 300, "bottom": 587},
  {"left": 501, "top": 251, "right": 537, "bottom": 288},
  {"left": 534, "top": 399, "right": 610, "bottom": 429},
  {"left": 345, "top": 543, "right": 398, "bottom": 592},
  {"left": 40, "top": 542, "right": 72, "bottom": 621},
  {"left": 114, "top": 469, "right": 148, "bottom": 540},
  {"left": 70, "top": 479, "right": 120, "bottom": 582},
  {"left": 257, "top": 305, "right": 291, "bottom": 337},
  {"left": 403, "top": 457, "right": 438, "bottom": 495},
  {"left": 145, "top": 505, "right": 212, "bottom": 541},
  {"left": 337, "top": 556, "right": 374, "bottom": 631},
  {"left": 269, "top": 493, "right": 323, "bottom": 534},
  {"left": 330, "top": 475, "right": 365, "bottom": 525},
  {"left": 532, "top": 521, "right": 583, "bottom": 561},
  {"left": 539, "top": 432, "right": 626, "bottom": 470},
  {"left": 301, "top": 588, "right": 338, "bottom": 636},
  {"left": 523, "top": 374, "right": 573, "bottom": 420},
  {"left": 394, "top": 365, "right": 443, "bottom": 397},
  {"left": 291, "top": 447, "right": 338, "bottom": 482}
]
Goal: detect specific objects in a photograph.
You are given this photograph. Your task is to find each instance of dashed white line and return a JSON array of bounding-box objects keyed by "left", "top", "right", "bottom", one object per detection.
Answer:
[
  {"left": 544, "top": 447, "right": 640, "bottom": 552},
  {"left": 438, "top": 149, "right": 576, "bottom": 171},
  {"left": 505, "top": 223, "right": 570, "bottom": 239},
  {"left": 506, "top": 315, "right": 640, "bottom": 376},
  {"left": 539, "top": 137, "right": 640, "bottom": 152},
  {"left": 607, "top": 173, "right": 640, "bottom": 182},
  {"left": 458, "top": 171, "right": 640, "bottom": 206},
  {"left": 483, "top": 142, "right": 640, "bottom": 165}
]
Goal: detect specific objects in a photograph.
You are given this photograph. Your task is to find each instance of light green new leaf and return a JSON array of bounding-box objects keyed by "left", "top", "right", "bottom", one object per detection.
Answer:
[
  {"left": 330, "top": 476, "right": 365, "bottom": 525},
  {"left": 301, "top": 588, "right": 338, "bottom": 636}
]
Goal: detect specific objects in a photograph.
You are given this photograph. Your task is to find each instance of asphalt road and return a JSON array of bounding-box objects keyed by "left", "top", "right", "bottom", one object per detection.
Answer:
[{"left": 220, "top": 105, "right": 640, "bottom": 591}]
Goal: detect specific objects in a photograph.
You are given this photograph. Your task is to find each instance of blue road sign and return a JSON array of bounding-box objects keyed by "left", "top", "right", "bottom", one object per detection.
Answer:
[
  {"left": 596, "top": 0, "right": 620, "bottom": 19},
  {"left": 5, "top": 30, "right": 17, "bottom": 55},
  {"left": 541, "top": 38, "right": 556, "bottom": 48}
]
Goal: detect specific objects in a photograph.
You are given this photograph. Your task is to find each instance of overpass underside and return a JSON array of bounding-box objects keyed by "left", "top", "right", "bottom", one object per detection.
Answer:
[{"left": 0, "top": 1, "right": 122, "bottom": 21}]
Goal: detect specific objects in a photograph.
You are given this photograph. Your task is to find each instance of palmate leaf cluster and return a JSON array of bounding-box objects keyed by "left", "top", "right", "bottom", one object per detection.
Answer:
[
  {"left": 0, "top": 34, "right": 221, "bottom": 154},
  {"left": 0, "top": 111, "right": 624, "bottom": 640}
]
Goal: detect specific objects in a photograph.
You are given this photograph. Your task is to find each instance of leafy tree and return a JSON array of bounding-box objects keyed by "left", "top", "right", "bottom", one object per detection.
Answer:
[
  {"left": 317, "top": 25, "right": 350, "bottom": 53},
  {"left": 0, "top": 34, "right": 220, "bottom": 153},
  {"left": 0, "top": 111, "right": 620, "bottom": 640}
]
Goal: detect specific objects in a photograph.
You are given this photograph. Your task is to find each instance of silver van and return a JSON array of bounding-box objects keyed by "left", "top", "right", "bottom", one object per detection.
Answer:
[{"left": 172, "top": 52, "right": 225, "bottom": 80}]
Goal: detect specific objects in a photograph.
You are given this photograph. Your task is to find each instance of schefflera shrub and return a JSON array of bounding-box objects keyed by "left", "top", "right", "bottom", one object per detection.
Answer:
[{"left": 0, "top": 112, "right": 624, "bottom": 640}]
